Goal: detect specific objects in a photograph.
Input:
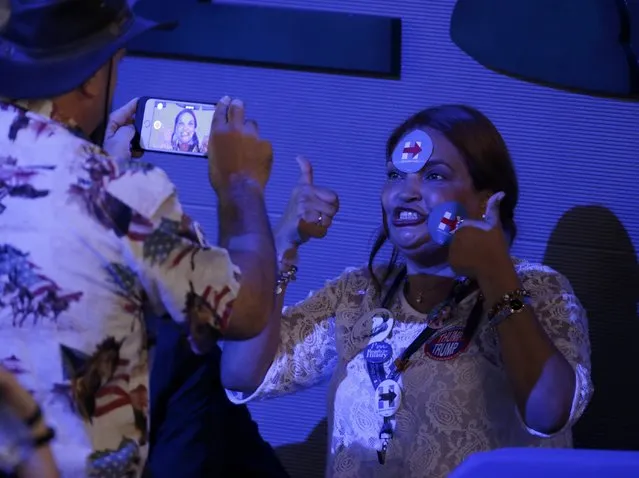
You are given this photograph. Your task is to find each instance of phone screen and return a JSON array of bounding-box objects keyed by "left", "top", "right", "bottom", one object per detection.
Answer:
[{"left": 138, "top": 98, "right": 216, "bottom": 156}]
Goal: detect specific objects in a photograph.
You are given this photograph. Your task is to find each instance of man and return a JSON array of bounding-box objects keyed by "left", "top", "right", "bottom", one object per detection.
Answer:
[{"left": 0, "top": 1, "right": 277, "bottom": 476}]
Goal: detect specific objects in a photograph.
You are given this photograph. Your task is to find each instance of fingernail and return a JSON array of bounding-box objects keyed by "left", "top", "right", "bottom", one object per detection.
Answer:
[
  {"left": 230, "top": 98, "right": 244, "bottom": 107},
  {"left": 220, "top": 96, "right": 231, "bottom": 104}
]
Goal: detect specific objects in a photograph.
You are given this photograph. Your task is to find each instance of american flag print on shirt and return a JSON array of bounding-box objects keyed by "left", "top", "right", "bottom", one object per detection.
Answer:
[{"left": 0, "top": 99, "right": 242, "bottom": 476}]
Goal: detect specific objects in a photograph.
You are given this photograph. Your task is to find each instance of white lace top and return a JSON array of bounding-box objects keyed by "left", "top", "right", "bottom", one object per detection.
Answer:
[{"left": 228, "top": 259, "right": 593, "bottom": 478}]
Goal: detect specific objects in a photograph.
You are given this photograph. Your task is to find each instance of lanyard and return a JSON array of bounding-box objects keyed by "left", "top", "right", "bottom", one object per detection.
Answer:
[{"left": 364, "top": 267, "right": 484, "bottom": 464}]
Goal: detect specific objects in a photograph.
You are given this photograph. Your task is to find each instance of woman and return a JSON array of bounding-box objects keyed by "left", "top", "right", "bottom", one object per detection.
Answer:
[
  {"left": 221, "top": 105, "right": 593, "bottom": 477},
  {"left": 0, "top": 366, "right": 59, "bottom": 478},
  {"left": 171, "top": 109, "right": 204, "bottom": 153}
]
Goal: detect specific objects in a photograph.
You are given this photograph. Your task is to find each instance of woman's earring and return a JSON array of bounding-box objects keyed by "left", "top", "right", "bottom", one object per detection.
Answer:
[{"left": 481, "top": 214, "right": 487, "bottom": 221}]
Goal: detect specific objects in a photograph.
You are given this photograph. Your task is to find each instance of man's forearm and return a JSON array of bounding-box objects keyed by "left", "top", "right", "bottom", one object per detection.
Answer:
[{"left": 217, "top": 176, "right": 276, "bottom": 339}]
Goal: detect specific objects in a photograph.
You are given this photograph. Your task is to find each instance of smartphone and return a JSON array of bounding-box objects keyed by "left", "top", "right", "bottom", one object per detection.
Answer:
[{"left": 133, "top": 96, "right": 216, "bottom": 157}]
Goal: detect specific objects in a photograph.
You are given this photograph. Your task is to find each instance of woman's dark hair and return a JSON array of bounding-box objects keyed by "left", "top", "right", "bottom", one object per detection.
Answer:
[
  {"left": 368, "top": 104, "right": 519, "bottom": 297},
  {"left": 171, "top": 109, "right": 200, "bottom": 152}
]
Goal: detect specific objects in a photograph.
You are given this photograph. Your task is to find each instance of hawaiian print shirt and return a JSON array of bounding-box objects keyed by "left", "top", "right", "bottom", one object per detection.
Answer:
[
  {"left": 228, "top": 260, "right": 593, "bottom": 478},
  {"left": 0, "top": 101, "right": 240, "bottom": 477}
]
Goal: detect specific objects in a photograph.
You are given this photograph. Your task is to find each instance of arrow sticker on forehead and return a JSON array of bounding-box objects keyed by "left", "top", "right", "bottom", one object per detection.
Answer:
[{"left": 391, "top": 129, "right": 434, "bottom": 173}]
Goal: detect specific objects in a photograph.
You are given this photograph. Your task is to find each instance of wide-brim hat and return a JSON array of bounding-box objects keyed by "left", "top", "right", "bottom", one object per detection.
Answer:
[{"left": 0, "top": 0, "right": 173, "bottom": 99}]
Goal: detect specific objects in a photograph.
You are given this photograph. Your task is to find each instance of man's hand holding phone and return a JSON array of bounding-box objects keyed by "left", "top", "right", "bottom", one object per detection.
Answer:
[
  {"left": 205, "top": 95, "right": 277, "bottom": 340},
  {"left": 103, "top": 98, "right": 140, "bottom": 160},
  {"left": 207, "top": 96, "right": 273, "bottom": 198}
]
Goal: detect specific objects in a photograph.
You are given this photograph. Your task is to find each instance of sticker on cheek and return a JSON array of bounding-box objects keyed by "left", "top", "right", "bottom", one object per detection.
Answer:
[{"left": 391, "top": 129, "right": 434, "bottom": 173}]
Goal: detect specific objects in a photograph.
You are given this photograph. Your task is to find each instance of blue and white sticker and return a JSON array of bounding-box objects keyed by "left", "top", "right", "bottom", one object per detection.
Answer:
[
  {"left": 363, "top": 342, "right": 393, "bottom": 364},
  {"left": 352, "top": 309, "right": 395, "bottom": 344},
  {"left": 391, "top": 129, "right": 434, "bottom": 173},
  {"left": 427, "top": 201, "right": 467, "bottom": 246},
  {"left": 374, "top": 379, "right": 402, "bottom": 417},
  {"left": 423, "top": 326, "right": 469, "bottom": 361}
]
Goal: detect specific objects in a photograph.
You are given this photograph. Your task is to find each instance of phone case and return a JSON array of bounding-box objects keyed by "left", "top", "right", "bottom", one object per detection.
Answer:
[
  {"left": 130, "top": 96, "right": 150, "bottom": 155},
  {"left": 132, "top": 97, "right": 214, "bottom": 157}
]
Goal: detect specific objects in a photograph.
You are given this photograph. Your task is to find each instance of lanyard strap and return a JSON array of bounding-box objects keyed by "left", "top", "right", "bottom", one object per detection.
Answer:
[
  {"left": 369, "top": 267, "right": 484, "bottom": 464},
  {"left": 369, "top": 295, "right": 484, "bottom": 465},
  {"left": 365, "top": 294, "right": 483, "bottom": 388}
]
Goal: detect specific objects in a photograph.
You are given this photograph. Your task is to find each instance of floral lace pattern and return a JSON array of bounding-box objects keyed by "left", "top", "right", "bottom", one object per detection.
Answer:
[{"left": 228, "top": 260, "right": 593, "bottom": 478}]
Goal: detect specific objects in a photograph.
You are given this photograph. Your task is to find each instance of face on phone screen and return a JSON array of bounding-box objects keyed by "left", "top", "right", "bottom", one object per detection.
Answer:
[{"left": 139, "top": 99, "right": 215, "bottom": 156}]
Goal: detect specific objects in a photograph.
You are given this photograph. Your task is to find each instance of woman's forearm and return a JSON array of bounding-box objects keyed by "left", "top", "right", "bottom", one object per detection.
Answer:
[
  {"left": 220, "top": 290, "right": 285, "bottom": 393},
  {"left": 479, "top": 263, "right": 575, "bottom": 434}
]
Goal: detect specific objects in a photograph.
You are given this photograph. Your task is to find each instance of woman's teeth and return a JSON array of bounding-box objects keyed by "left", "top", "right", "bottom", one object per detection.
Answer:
[{"left": 399, "top": 211, "right": 419, "bottom": 220}]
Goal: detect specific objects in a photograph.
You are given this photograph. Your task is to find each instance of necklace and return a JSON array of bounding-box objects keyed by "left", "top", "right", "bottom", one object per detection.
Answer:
[
  {"left": 405, "top": 278, "right": 454, "bottom": 306},
  {"left": 409, "top": 277, "right": 473, "bottom": 326}
]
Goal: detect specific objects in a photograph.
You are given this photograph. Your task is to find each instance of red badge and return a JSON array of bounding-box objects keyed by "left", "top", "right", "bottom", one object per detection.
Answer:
[{"left": 423, "top": 326, "right": 469, "bottom": 361}]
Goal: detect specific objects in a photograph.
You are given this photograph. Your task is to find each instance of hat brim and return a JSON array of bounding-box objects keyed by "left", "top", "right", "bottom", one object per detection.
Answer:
[{"left": 0, "top": 16, "right": 167, "bottom": 99}]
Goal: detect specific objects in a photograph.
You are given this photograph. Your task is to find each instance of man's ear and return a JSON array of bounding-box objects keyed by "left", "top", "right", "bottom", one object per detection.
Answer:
[
  {"left": 79, "top": 71, "right": 101, "bottom": 99},
  {"left": 79, "top": 61, "right": 112, "bottom": 99}
]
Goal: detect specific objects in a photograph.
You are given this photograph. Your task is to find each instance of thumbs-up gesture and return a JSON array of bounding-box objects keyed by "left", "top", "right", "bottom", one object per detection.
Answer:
[
  {"left": 274, "top": 156, "right": 340, "bottom": 252},
  {"left": 448, "top": 192, "right": 512, "bottom": 280}
]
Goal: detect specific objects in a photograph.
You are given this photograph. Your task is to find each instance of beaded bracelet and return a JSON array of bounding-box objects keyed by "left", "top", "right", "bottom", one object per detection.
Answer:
[
  {"left": 23, "top": 406, "right": 42, "bottom": 428},
  {"left": 488, "top": 288, "right": 531, "bottom": 328},
  {"left": 276, "top": 265, "right": 298, "bottom": 295},
  {"left": 32, "top": 426, "right": 56, "bottom": 449},
  {"left": 24, "top": 406, "right": 56, "bottom": 448}
]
